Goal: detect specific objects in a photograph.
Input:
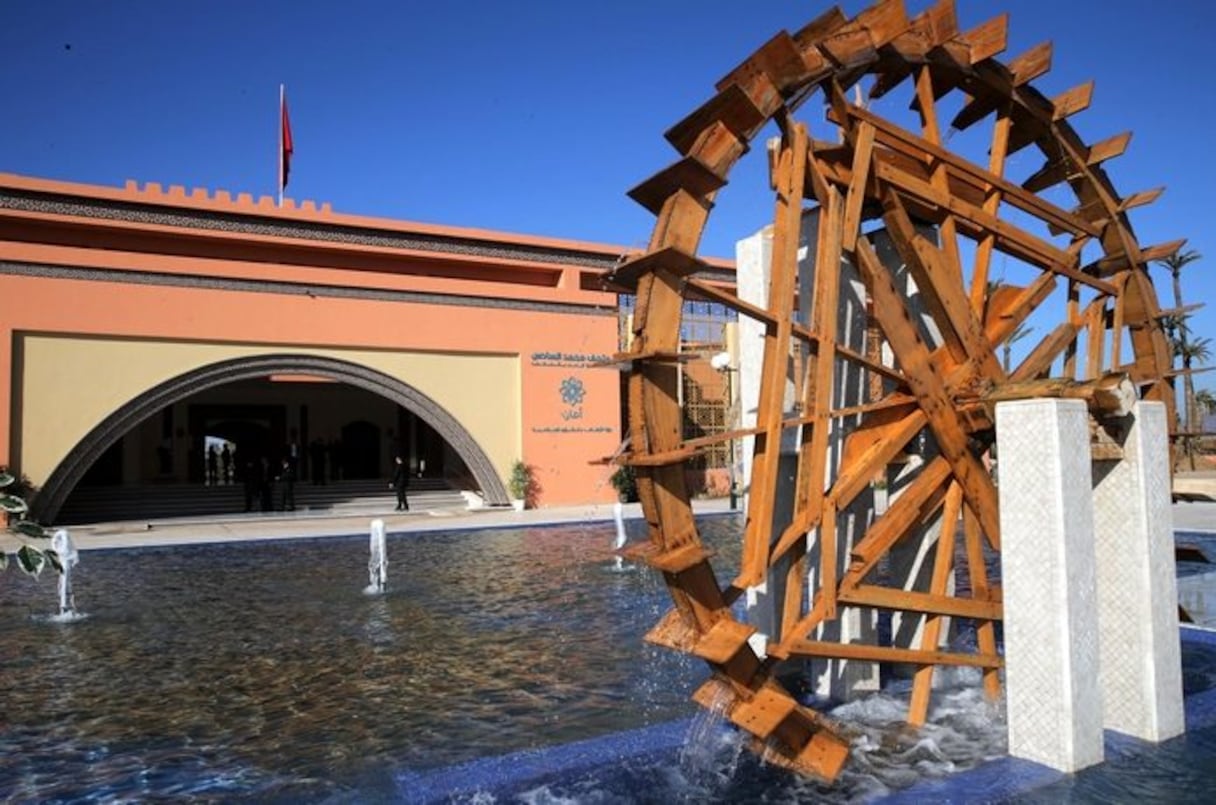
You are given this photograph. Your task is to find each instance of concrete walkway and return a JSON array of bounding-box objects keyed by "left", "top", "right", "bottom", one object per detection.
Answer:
[
  {"left": 1, "top": 498, "right": 740, "bottom": 552},
  {"left": 3, "top": 494, "right": 1210, "bottom": 554}
]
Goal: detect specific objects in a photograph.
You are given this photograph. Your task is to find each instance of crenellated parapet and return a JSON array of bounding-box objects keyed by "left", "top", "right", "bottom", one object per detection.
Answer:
[{"left": 120, "top": 179, "right": 333, "bottom": 215}]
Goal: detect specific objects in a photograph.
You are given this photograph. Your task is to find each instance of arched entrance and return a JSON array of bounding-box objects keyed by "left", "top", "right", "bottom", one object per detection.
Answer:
[{"left": 34, "top": 354, "right": 509, "bottom": 522}]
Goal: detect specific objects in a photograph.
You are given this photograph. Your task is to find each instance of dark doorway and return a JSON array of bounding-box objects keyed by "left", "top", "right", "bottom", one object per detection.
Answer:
[
  {"left": 341, "top": 420, "right": 381, "bottom": 479},
  {"left": 189, "top": 404, "right": 286, "bottom": 483}
]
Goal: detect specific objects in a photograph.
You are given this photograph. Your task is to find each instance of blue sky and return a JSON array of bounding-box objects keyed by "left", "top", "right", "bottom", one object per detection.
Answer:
[{"left": 2, "top": 0, "right": 1213, "bottom": 391}]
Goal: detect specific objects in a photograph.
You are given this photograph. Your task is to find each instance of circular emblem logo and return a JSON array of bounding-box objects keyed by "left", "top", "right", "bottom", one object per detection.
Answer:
[{"left": 560, "top": 376, "right": 585, "bottom": 406}]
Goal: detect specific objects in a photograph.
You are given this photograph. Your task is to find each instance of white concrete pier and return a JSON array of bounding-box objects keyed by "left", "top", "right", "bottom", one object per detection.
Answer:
[
  {"left": 996, "top": 399, "right": 1104, "bottom": 773},
  {"left": 1092, "top": 401, "right": 1185, "bottom": 741}
]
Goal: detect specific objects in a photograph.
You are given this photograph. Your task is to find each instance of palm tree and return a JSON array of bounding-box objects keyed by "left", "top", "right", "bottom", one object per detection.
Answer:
[
  {"left": 1174, "top": 336, "right": 1212, "bottom": 470},
  {"left": 1195, "top": 388, "right": 1216, "bottom": 429},
  {"left": 1156, "top": 249, "right": 1203, "bottom": 317},
  {"left": 1155, "top": 249, "right": 1205, "bottom": 467}
]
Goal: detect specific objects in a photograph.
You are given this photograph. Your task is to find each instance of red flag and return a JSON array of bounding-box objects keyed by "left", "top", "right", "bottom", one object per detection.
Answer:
[{"left": 280, "top": 91, "right": 294, "bottom": 191}]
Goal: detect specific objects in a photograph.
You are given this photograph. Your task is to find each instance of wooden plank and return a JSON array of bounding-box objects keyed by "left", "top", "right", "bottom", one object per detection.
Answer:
[
  {"left": 620, "top": 445, "right": 699, "bottom": 467},
  {"left": 716, "top": 30, "right": 822, "bottom": 96},
  {"left": 851, "top": 0, "right": 913, "bottom": 47},
  {"left": 643, "top": 607, "right": 698, "bottom": 651},
  {"left": 728, "top": 685, "right": 797, "bottom": 739},
  {"left": 691, "top": 617, "right": 756, "bottom": 664},
  {"left": 608, "top": 245, "right": 710, "bottom": 290},
  {"left": 1118, "top": 186, "right": 1165, "bottom": 212},
  {"left": 627, "top": 155, "right": 726, "bottom": 216},
  {"left": 963, "top": 505, "right": 1001, "bottom": 697},
  {"left": 982, "top": 272, "right": 1058, "bottom": 351},
  {"left": 841, "top": 121, "right": 875, "bottom": 250},
  {"left": 1009, "top": 40, "right": 1053, "bottom": 84},
  {"left": 599, "top": 349, "right": 686, "bottom": 368},
  {"left": 1087, "top": 131, "right": 1132, "bottom": 165},
  {"left": 961, "top": 372, "right": 1135, "bottom": 418},
  {"left": 665, "top": 83, "right": 767, "bottom": 156},
  {"left": 913, "top": 65, "right": 967, "bottom": 292},
  {"left": 909, "top": 483, "right": 963, "bottom": 725},
  {"left": 839, "top": 582, "right": 1001, "bottom": 619},
  {"left": 793, "top": 5, "right": 850, "bottom": 49},
  {"left": 821, "top": 500, "right": 839, "bottom": 621},
  {"left": 786, "top": 639, "right": 1002, "bottom": 669},
  {"left": 804, "top": 185, "right": 845, "bottom": 544},
  {"left": 637, "top": 541, "right": 717, "bottom": 574},
  {"left": 831, "top": 393, "right": 918, "bottom": 419},
  {"left": 1051, "top": 81, "right": 1094, "bottom": 120},
  {"left": 952, "top": 12, "right": 1008, "bottom": 63},
  {"left": 970, "top": 109, "right": 1011, "bottom": 311},
  {"left": 1087, "top": 298, "right": 1108, "bottom": 378},
  {"left": 737, "top": 123, "right": 808, "bottom": 589},
  {"left": 819, "top": 28, "right": 879, "bottom": 70}
]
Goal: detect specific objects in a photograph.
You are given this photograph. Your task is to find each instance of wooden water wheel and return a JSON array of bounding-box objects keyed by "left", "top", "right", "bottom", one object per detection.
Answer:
[{"left": 606, "top": 0, "right": 1180, "bottom": 782}]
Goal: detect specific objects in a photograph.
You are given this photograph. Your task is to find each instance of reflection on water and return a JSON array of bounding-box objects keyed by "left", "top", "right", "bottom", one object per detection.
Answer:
[{"left": 2, "top": 519, "right": 1215, "bottom": 802}]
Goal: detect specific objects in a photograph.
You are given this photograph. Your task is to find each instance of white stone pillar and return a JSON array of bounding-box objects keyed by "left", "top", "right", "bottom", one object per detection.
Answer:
[
  {"left": 996, "top": 399, "right": 1104, "bottom": 773},
  {"left": 1091, "top": 400, "right": 1185, "bottom": 741},
  {"left": 736, "top": 225, "right": 780, "bottom": 648}
]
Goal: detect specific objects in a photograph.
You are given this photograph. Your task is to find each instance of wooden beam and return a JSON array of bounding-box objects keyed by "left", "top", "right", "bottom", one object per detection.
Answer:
[
  {"left": 785, "top": 639, "right": 1003, "bottom": 669},
  {"left": 963, "top": 504, "right": 1002, "bottom": 697},
  {"left": 1118, "top": 186, "right": 1165, "bottom": 212},
  {"left": 909, "top": 483, "right": 963, "bottom": 725},
  {"left": 838, "top": 584, "right": 1002, "bottom": 620},
  {"left": 952, "top": 13, "right": 1008, "bottom": 64},
  {"left": 1052, "top": 81, "right": 1094, "bottom": 120},
  {"left": 957, "top": 372, "right": 1136, "bottom": 420},
  {"left": 737, "top": 123, "right": 808, "bottom": 589}
]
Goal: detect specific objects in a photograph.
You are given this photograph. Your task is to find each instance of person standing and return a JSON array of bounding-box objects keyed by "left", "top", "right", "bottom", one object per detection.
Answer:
[
  {"left": 277, "top": 456, "right": 296, "bottom": 511},
  {"left": 258, "top": 456, "right": 273, "bottom": 512},
  {"left": 207, "top": 445, "right": 219, "bottom": 486},
  {"left": 242, "top": 459, "right": 257, "bottom": 512},
  {"left": 390, "top": 455, "right": 409, "bottom": 511}
]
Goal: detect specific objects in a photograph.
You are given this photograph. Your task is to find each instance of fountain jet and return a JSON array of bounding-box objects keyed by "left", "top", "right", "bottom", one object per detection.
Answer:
[
  {"left": 50, "top": 528, "right": 79, "bottom": 617},
  {"left": 367, "top": 518, "right": 387, "bottom": 594}
]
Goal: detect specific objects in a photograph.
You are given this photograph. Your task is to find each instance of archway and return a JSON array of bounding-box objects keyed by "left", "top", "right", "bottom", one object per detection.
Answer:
[{"left": 34, "top": 354, "right": 509, "bottom": 522}]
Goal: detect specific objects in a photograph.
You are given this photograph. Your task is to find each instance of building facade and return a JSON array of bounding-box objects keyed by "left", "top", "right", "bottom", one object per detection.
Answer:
[{"left": 0, "top": 173, "right": 628, "bottom": 521}]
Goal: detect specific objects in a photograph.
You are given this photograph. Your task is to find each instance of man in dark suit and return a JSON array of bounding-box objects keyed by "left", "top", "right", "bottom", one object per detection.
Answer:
[
  {"left": 276, "top": 457, "right": 295, "bottom": 511},
  {"left": 390, "top": 455, "right": 409, "bottom": 511}
]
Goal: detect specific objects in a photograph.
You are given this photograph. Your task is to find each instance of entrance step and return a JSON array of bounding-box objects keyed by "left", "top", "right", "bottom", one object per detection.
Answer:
[{"left": 54, "top": 478, "right": 468, "bottom": 525}]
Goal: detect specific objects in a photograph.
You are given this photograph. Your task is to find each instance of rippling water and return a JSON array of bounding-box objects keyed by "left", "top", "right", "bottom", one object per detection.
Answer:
[
  {"left": 2, "top": 518, "right": 716, "bottom": 801},
  {"left": 2, "top": 518, "right": 1215, "bottom": 803}
]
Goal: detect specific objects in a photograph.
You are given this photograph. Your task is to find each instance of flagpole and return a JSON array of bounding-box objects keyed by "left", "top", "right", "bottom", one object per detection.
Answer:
[{"left": 277, "top": 83, "right": 284, "bottom": 208}]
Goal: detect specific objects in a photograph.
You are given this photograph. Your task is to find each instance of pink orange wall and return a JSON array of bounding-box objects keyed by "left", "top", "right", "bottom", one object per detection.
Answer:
[{"left": 0, "top": 174, "right": 627, "bottom": 505}]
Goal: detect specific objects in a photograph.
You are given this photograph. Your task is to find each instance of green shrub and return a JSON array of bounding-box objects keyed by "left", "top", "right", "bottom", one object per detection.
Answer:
[
  {"left": 508, "top": 460, "right": 535, "bottom": 502},
  {"left": 610, "top": 464, "right": 637, "bottom": 502}
]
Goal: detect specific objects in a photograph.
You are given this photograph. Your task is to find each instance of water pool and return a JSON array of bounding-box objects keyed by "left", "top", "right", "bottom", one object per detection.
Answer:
[{"left": 2, "top": 517, "right": 1214, "bottom": 802}]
